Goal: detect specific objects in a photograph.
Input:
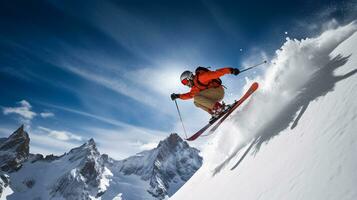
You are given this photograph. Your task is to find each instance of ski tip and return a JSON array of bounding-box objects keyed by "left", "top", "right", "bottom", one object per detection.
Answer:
[{"left": 252, "top": 82, "right": 259, "bottom": 90}]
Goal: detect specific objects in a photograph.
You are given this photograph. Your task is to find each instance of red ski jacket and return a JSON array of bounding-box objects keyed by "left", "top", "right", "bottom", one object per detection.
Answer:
[{"left": 179, "top": 67, "right": 232, "bottom": 100}]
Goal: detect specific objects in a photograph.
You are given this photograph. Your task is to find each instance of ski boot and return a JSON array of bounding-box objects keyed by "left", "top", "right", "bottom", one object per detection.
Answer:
[{"left": 209, "top": 102, "right": 226, "bottom": 123}]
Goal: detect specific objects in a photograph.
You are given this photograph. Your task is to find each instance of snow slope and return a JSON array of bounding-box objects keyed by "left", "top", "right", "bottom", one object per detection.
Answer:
[{"left": 171, "top": 22, "right": 357, "bottom": 200}]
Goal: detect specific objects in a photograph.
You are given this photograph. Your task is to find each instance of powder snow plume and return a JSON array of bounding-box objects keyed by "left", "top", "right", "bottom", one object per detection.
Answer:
[
  {"left": 171, "top": 21, "right": 357, "bottom": 200},
  {"left": 201, "top": 21, "right": 357, "bottom": 169}
]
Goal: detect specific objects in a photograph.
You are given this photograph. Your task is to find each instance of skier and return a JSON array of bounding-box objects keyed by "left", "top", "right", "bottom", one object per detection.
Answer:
[{"left": 171, "top": 67, "right": 240, "bottom": 120}]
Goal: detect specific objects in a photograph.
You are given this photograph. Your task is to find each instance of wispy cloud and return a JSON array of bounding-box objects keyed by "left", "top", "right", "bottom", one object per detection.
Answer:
[
  {"left": 58, "top": 102, "right": 168, "bottom": 137},
  {"left": 2, "top": 100, "right": 57, "bottom": 126},
  {"left": 35, "top": 104, "right": 171, "bottom": 159},
  {"left": 29, "top": 131, "right": 83, "bottom": 156},
  {"left": 3, "top": 100, "right": 37, "bottom": 119},
  {"left": 85, "top": 126, "right": 167, "bottom": 160},
  {"left": 38, "top": 126, "right": 82, "bottom": 141},
  {"left": 46, "top": 1, "right": 202, "bottom": 114},
  {"left": 59, "top": 62, "right": 160, "bottom": 109},
  {"left": 45, "top": 46, "right": 185, "bottom": 118},
  {"left": 41, "top": 103, "right": 132, "bottom": 128},
  {"left": 87, "top": 1, "right": 170, "bottom": 62},
  {"left": 202, "top": 0, "right": 242, "bottom": 40},
  {"left": 40, "top": 112, "right": 55, "bottom": 118},
  {"left": 49, "top": 0, "right": 170, "bottom": 62}
]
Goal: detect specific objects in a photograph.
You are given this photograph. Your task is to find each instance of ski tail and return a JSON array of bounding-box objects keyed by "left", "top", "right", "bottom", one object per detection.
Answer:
[{"left": 186, "top": 123, "right": 212, "bottom": 141}]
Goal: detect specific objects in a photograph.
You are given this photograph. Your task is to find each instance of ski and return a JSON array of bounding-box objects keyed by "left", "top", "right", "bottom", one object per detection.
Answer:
[
  {"left": 186, "top": 82, "right": 259, "bottom": 141},
  {"left": 185, "top": 107, "right": 230, "bottom": 141},
  {"left": 207, "top": 82, "right": 259, "bottom": 135}
]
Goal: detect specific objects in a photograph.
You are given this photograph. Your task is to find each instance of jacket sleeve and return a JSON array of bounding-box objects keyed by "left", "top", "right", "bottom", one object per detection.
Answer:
[
  {"left": 198, "top": 67, "right": 232, "bottom": 83},
  {"left": 179, "top": 87, "right": 200, "bottom": 100}
]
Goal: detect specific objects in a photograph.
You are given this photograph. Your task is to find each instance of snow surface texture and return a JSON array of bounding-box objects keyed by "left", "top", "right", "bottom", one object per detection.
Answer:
[{"left": 171, "top": 22, "right": 357, "bottom": 200}]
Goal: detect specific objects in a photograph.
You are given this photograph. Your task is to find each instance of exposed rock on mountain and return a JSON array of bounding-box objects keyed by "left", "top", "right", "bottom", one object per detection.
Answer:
[{"left": 0, "top": 125, "right": 29, "bottom": 172}]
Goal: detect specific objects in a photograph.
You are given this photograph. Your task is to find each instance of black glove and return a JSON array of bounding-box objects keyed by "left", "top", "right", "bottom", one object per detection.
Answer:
[
  {"left": 231, "top": 68, "right": 240, "bottom": 75},
  {"left": 171, "top": 93, "right": 180, "bottom": 101}
]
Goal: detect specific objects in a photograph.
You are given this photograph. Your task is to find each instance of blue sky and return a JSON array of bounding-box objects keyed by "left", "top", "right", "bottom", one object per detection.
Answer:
[{"left": 0, "top": 0, "right": 356, "bottom": 159}]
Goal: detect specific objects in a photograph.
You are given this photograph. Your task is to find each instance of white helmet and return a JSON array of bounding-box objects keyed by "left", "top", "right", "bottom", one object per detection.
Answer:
[{"left": 180, "top": 70, "right": 193, "bottom": 85}]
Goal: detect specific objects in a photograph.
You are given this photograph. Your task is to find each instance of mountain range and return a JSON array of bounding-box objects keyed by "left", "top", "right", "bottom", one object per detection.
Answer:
[{"left": 0, "top": 125, "right": 202, "bottom": 200}]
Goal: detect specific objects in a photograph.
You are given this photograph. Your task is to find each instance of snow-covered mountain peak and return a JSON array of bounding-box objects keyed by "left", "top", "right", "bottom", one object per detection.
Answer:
[
  {"left": 2, "top": 136, "right": 111, "bottom": 199},
  {"left": 67, "top": 138, "right": 99, "bottom": 160},
  {"left": 0, "top": 125, "right": 29, "bottom": 172},
  {"left": 103, "top": 133, "right": 202, "bottom": 200},
  {"left": 6, "top": 125, "right": 28, "bottom": 141},
  {"left": 157, "top": 133, "right": 188, "bottom": 151},
  {"left": 87, "top": 138, "right": 96, "bottom": 147},
  {"left": 75, "top": 138, "right": 97, "bottom": 151},
  {"left": 0, "top": 124, "right": 29, "bottom": 151}
]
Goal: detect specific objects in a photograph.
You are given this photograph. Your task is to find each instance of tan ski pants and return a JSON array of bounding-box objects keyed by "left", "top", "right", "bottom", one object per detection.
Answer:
[{"left": 194, "top": 86, "right": 224, "bottom": 113}]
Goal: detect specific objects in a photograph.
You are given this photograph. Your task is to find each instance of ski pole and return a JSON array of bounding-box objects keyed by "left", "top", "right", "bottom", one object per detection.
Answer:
[
  {"left": 240, "top": 60, "right": 267, "bottom": 73},
  {"left": 174, "top": 99, "right": 188, "bottom": 138}
]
